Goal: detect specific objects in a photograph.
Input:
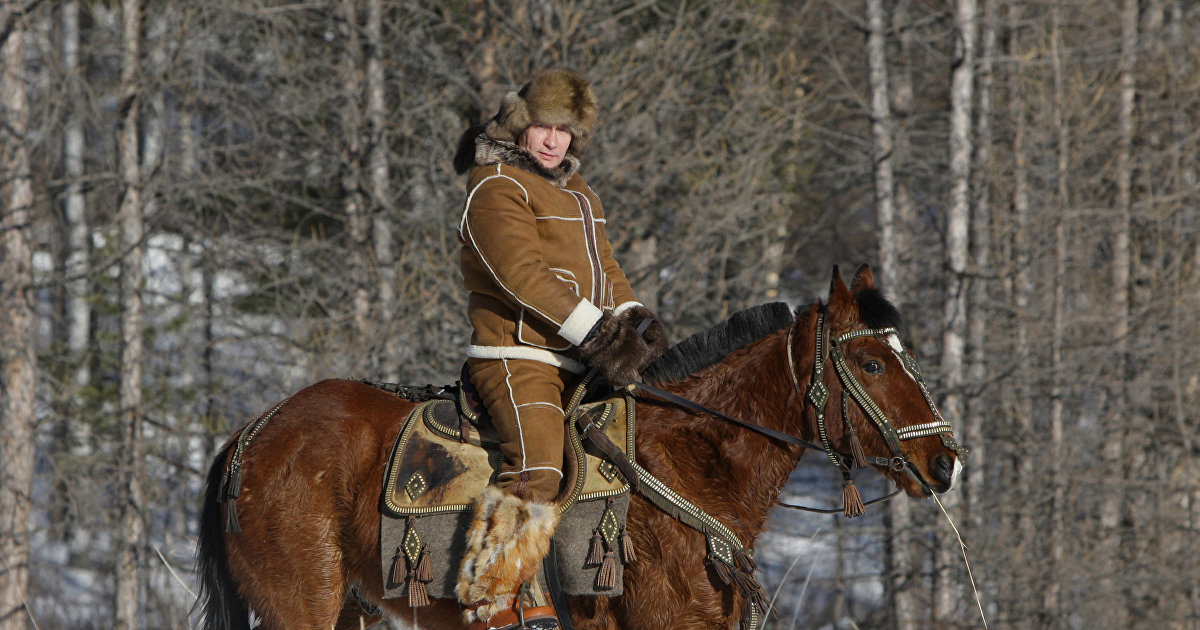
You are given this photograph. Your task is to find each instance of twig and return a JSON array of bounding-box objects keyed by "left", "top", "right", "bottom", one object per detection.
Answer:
[
  {"left": 24, "top": 600, "right": 42, "bottom": 630},
  {"left": 155, "top": 545, "right": 198, "bottom": 599},
  {"left": 767, "top": 526, "right": 822, "bottom": 613},
  {"left": 931, "top": 493, "right": 989, "bottom": 629}
]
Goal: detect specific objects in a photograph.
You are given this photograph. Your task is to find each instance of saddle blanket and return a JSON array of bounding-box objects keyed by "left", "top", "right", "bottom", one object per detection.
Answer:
[{"left": 379, "top": 393, "right": 636, "bottom": 600}]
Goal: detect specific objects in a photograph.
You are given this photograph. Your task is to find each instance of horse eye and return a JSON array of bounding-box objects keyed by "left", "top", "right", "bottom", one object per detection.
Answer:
[{"left": 863, "top": 360, "right": 883, "bottom": 374}]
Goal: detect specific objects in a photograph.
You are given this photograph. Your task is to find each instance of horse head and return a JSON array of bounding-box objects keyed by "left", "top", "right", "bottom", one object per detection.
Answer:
[{"left": 809, "top": 264, "right": 965, "bottom": 498}]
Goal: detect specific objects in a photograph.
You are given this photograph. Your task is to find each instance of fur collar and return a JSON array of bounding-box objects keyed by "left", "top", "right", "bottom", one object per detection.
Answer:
[{"left": 474, "top": 136, "right": 580, "bottom": 188}]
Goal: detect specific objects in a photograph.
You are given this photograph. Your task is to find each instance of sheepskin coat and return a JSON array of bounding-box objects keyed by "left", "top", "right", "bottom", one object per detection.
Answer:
[{"left": 458, "top": 137, "right": 641, "bottom": 372}]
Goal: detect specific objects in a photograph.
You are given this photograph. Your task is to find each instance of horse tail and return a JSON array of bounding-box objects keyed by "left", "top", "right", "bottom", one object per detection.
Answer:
[{"left": 195, "top": 441, "right": 251, "bottom": 630}]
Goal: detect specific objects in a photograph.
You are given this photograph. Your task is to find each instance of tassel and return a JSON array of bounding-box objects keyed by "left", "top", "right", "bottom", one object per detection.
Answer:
[
  {"left": 407, "top": 579, "right": 430, "bottom": 608},
  {"left": 842, "top": 479, "right": 866, "bottom": 518},
  {"left": 708, "top": 555, "right": 734, "bottom": 585},
  {"left": 619, "top": 529, "right": 637, "bottom": 564},
  {"left": 224, "top": 499, "right": 242, "bottom": 534},
  {"left": 388, "top": 547, "right": 405, "bottom": 586},
  {"left": 733, "top": 549, "right": 757, "bottom": 575},
  {"left": 732, "top": 570, "right": 760, "bottom": 601},
  {"left": 595, "top": 550, "right": 618, "bottom": 590},
  {"left": 848, "top": 431, "right": 869, "bottom": 469},
  {"left": 225, "top": 464, "right": 243, "bottom": 500},
  {"left": 217, "top": 466, "right": 228, "bottom": 498},
  {"left": 585, "top": 528, "right": 605, "bottom": 566},
  {"left": 414, "top": 546, "right": 432, "bottom": 582}
]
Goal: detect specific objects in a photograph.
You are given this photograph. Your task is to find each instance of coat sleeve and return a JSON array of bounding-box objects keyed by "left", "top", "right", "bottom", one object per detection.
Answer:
[
  {"left": 460, "top": 177, "right": 603, "bottom": 346},
  {"left": 590, "top": 195, "right": 642, "bottom": 316}
]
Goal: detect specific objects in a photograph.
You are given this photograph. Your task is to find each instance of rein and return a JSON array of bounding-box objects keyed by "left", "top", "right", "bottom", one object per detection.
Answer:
[
  {"left": 632, "top": 308, "right": 965, "bottom": 518},
  {"left": 630, "top": 379, "right": 904, "bottom": 515},
  {"left": 586, "top": 310, "right": 966, "bottom": 629},
  {"left": 631, "top": 382, "right": 826, "bottom": 453}
]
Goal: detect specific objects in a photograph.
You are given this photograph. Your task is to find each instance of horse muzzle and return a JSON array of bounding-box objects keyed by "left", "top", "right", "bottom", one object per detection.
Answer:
[{"left": 927, "top": 453, "right": 961, "bottom": 494}]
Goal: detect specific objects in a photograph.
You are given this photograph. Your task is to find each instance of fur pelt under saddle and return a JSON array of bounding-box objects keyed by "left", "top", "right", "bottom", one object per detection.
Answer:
[{"left": 367, "top": 369, "right": 637, "bottom": 607}]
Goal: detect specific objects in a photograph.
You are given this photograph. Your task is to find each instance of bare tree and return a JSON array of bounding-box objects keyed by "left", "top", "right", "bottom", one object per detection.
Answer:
[
  {"left": 867, "top": 0, "right": 898, "bottom": 293},
  {"left": 0, "top": 5, "right": 37, "bottom": 627},
  {"left": 114, "top": 0, "right": 147, "bottom": 626},
  {"left": 366, "top": 0, "right": 400, "bottom": 381},
  {"left": 862, "top": 2, "right": 918, "bottom": 628},
  {"left": 1098, "top": 0, "right": 1137, "bottom": 622},
  {"left": 1045, "top": 1, "right": 1069, "bottom": 620},
  {"left": 934, "top": 0, "right": 975, "bottom": 621}
]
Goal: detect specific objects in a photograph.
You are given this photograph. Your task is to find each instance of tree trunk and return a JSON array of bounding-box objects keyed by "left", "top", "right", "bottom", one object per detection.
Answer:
[
  {"left": 866, "top": 2, "right": 916, "bottom": 627},
  {"left": 49, "top": 0, "right": 93, "bottom": 546},
  {"left": 891, "top": 0, "right": 915, "bottom": 298},
  {"left": 366, "top": 0, "right": 401, "bottom": 381},
  {"left": 866, "top": 0, "right": 897, "bottom": 292},
  {"left": 63, "top": 0, "right": 91, "bottom": 395},
  {"left": 0, "top": 8, "right": 37, "bottom": 627},
  {"left": 967, "top": 0, "right": 998, "bottom": 532},
  {"left": 1045, "top": 2, "right": 1069, "bottom": 622},
  {"left": 1100, "top": 0, "right": 1137, "bottom": 623},
  {"left": 341, "top": 0, "right": 372, "bottom": 365},
  {"left": 935, "top": 0, "right": 975, "bottom": 621},
  {"left": 114, "top": 0, "right": 146, "bottom": 626},
  {"left": 1004, "top": 0, "right": 1037, "bottom": 622}
]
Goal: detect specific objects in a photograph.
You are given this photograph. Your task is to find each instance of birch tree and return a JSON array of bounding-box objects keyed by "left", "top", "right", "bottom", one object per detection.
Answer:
[
  {"left": 62, "top": 0, "right": 92, "bottom": 403},
  {"left": 862, "top": 1, "right": 916, "bottom": 627},
  {"left": 867, "top": 0, "right": 898, "bottom": 294},
  {"left": 968, "top": 0, "right": 998, "bottom": 498},
  {"left": 934, "top": 0, "right": 975, "bottom": 621}
]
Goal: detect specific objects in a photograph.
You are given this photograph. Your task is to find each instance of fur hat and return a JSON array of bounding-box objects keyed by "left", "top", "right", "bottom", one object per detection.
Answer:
[{"left": 455, "top": 69, "right": 598, "bottom": 173}]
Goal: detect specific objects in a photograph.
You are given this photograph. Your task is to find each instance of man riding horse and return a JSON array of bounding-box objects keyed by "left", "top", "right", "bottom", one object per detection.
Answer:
[{"left": 453, "top": 68, "right": 668, "bottom": 630}]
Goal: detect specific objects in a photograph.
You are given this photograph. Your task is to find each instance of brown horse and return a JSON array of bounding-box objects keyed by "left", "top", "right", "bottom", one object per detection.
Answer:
[{"left": 196, "top": 264, "right": 963, "bottom": 629}]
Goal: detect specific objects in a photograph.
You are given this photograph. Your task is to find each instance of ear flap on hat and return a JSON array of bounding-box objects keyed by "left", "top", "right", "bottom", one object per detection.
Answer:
[
  {"left": 484, "top": 91, "right": 533, "bottom": 145},
  {"left": 454, "top": 124, "right": 487, "bottom": 174}
]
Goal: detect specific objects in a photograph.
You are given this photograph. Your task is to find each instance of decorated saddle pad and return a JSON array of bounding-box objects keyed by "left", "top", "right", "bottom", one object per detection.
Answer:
[{"left": 379, "top": 392, "right": 636, "bottom": 600}]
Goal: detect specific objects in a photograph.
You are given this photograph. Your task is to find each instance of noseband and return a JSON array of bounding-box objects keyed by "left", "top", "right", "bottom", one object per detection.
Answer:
[{"left": 788, "top": 309, "right": 967, "bottom": 512}]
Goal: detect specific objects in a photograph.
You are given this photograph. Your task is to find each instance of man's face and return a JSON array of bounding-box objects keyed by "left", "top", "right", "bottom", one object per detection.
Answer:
[{"left": 519, "top": 124, "right": 572, "bottom": 169}]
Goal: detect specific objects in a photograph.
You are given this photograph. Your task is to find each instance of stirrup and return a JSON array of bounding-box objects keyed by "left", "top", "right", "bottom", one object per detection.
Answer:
[
  {"left": 468, "top": 604, "right": 559, "bottom": 630},
  {"left": 468, "top": 582, "right": 560, "bottom": 630}
]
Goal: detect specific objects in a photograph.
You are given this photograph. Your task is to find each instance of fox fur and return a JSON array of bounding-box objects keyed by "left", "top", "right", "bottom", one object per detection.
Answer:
[{"left": 456, "top": 487, "right": 561, "bottom": 623}]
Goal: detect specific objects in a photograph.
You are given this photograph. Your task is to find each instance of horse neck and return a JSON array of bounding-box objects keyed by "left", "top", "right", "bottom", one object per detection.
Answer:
[{"left": 636, "top": 308, "right": 819, "bottom": 544}]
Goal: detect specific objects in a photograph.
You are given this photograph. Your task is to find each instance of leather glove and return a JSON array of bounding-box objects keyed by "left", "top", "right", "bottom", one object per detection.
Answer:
[{"left": 577, "top": 312, "right": 658, "bottom": 388}]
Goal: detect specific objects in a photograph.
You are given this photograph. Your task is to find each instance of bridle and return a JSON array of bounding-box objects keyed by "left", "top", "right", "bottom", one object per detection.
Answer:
[
  {"left": 785, "top": 307, "right": 967, "bottom": 513},
  {"left": 635, "top": 306, "right": 967, "bottom": 517},
  {"left": 612, "top": 309, "right": 968, "bottom": 629}
]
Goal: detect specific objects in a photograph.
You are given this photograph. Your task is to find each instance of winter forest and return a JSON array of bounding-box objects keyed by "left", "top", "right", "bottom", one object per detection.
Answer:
[{"left": 1, "top": 0, "right": 1198, "bottom": 628}]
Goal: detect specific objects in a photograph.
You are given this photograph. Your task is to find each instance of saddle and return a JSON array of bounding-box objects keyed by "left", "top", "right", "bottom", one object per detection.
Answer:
[{"left": 374, "top": 368, "right": 638, "bottom": 606}]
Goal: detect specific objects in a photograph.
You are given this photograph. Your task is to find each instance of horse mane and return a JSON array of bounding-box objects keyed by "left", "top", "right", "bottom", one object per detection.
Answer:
[
  {"left": 642, "top": 302, "right": 795, "bottom": 385},
  {"left": 855, "top": 287, "right": 904, "bottom": 333}
]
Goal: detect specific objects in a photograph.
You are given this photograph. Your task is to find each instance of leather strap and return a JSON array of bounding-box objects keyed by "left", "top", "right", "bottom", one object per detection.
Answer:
[
  {"left": 574, "top": 407, "right": 640, "bottom": 493},
  {"left": 632, "top": 382, "right": 825, "bottom": 453}
]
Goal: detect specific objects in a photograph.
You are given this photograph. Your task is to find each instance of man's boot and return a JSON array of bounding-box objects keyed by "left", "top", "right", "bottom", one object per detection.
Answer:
[{"left": 457, "top": 487, "right": 562, "bottom": 630}]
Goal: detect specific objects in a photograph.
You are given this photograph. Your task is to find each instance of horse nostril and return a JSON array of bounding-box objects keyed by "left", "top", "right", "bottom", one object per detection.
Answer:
[{"left": 933, "top": 455, "right": 954, "bottom": 485}]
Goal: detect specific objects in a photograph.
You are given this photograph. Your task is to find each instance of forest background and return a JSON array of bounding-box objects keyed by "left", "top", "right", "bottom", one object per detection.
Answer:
[{"left": 1, "top": 0, "right": 1198, "bottom": 629}]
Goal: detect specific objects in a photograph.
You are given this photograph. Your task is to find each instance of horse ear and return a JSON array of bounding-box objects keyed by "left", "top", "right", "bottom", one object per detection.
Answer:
[
  {"left": 829, "top": 265, "right": 852, "bottom": 304},
  {"left": 850, "top": 264, "right": 876, "bottom": 293}
]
